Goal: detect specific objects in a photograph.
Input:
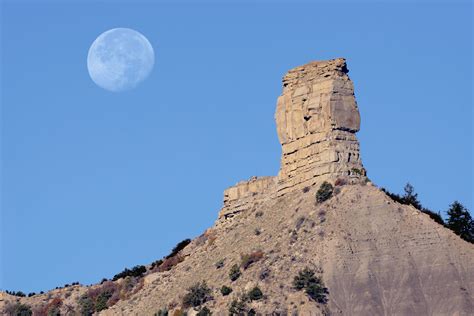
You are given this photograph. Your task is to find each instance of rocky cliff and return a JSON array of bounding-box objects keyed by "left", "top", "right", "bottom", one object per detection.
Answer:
[{"left": 2, "top": 58, "right": 473, "bottom": 316}]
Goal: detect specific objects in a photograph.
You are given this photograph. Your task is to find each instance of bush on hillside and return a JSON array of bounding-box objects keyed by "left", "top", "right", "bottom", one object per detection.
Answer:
[
  {"left": 446, "top": 201, "right": 474, "bottom": 243},
  {"left": 316, "top": 182, "right": 333, "bottom": 203},
  {"left": 4, "top": 302, "right": 32, "bottom": 316},
  {"left": 112, "top": 265, "right": 146, "bottom": 281},
  {"left": 220, "top": 285, "right": 233, "bottom": 296},
  {"left": 166, "top": 239, "right": 191, "bottom": 259},
  {"left": 229, "top": 264, "right": 241, "bottom": 282},
  {"left": 150, "top": 259, "right": 164, "bottom": 270},
  {"left": 293, "top": 268, "right": 329, "bottom": 304},
  {"left": 77, "top": 280, "right": 121, "bottom": 314},
  {"left": 247, "top": 286, "right": 263, "bottom": 301},
  {"left": 382, "top": 184, "right": 445, "bottom": 225},
  {"left": 5, "top": 290, "right": 26, "bottom": 297},
  {"left": 182, "top": 281, "right": 213, "bottom": 308}
]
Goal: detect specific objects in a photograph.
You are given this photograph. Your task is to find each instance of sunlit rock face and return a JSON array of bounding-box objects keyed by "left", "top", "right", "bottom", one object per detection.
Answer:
[
  {"left": 218, "top": 58, "right": 366, "bottom": 220},
  {"left": 275, "top": 58, "right": 365, "bottom": 195}
]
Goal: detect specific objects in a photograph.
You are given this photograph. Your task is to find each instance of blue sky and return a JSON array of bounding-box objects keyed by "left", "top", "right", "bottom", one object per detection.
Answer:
[{"left": 1, "top": 1, "right": 472, "bottom": 293}]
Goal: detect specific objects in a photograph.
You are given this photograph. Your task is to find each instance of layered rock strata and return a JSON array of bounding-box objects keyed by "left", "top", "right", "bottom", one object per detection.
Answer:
[
  {"left": 275, "top": 58, "right": 364, "bottom": 195},
  {"left": 219, "top": 58, "right": 365, "bottom": 219}
]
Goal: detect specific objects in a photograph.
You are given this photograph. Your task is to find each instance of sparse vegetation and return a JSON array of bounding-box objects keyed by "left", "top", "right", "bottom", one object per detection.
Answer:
[
  {"left": 229, "top": 264, "right": 241, "bottom": 281},
  {"left": 182, "top": 281, "right": 213, "bottom": 308},
  {"left": 78, "top": 294, "right": 94, "bottom": 316},
  {"left": 302, "top": 186, "right": 310, "bottom": 193},
  {"left": 382, "top": 183, "right": 445, "bottom": 226},
  {"left": 247, "top": 286, "right": 263, "bottom": 301},
  {"left": 77, "top": 280, "right": 123, "bottom": 314},
  {"left": 240, "top": 251, "right": 264, "bottom": 270},
  {"left": 220, "top": 285, "right": 233, "bottom": 296},
  {"left": 293, "top": 268, "right": 328, "bottom": 304},
  {"left": 166, "top": 239, "right": 191, "bottom": 259},
  {"left": 4, "top": 302, "right": 32, "bottom": 316},
  {"left": 255, "top": 211, "right": 264, "bottom": 217},
  {"left": 39, "top": 297, "right": 62, "bottom": 316},
  {"left": 150, "top": 259, "right": 163, "bottom": 270},
  {"left": 5, "top": 290, "right": 26, "bottom": 297},
  {"left": 112, "top": 265, "right": 146, "bottom": 281},
  {"left": 316, "top": 182, "right": 333, "bottom": 203}
]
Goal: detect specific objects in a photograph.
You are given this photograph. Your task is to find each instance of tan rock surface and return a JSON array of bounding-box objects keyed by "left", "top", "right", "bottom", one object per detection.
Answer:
[{"left": 275, "top": 58, "right": 364, "bottom": 195}]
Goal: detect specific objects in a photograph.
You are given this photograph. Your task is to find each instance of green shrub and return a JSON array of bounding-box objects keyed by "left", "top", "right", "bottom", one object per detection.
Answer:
[
  {"left": 166, "top": 238, "right": 191, "bottom": 259},
  {"left": 316, "top": 182, "right": 333, "bottom": 203},
  {"left": 220, "top": 285, "right": 232, "bottom": 296},
  {"left": 293, "top": 268, "right": 328, "bottom": 304},
  {"left": 150, "top": 259, "right": 163, "bottom": 270},
  {"left": 182, "top": 281, "right": 213, "bottom": 308},
  {"left": 112, "top": 265, "right": 146, "bottom": 281},
  {"left": 447, "top": 201, "right": 474, "bottom": 243},
  {"left": 95, "top": 291, "right": 112, "bottom": 312},
  {"left": 78, "top": 294, "right": 94, "bottom": 316},
  {"left": 196, "top": 306, "right": 211, "bottom": 316},
  {"left": 229, "top": 264, "right": 241, "bottom": 281},
  {"left": 247, "top": 286, "right": 263, "bottom": 301}
]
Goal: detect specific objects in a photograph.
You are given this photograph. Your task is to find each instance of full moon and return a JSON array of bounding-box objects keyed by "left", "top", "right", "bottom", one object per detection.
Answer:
[{"left": 87, "top": 28, "right": 155, "bottom": 92}]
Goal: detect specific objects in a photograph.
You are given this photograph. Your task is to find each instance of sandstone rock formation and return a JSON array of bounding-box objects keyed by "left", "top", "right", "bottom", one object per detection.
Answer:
[
  {"left": 2, "top": 58, "right": 473, "bottom": 316},
  {"left": 219, "top": 58, "right": 364, "bottom": 220},
  {"left": 275, "top": 58, "right": 364, "bottom": 195}
]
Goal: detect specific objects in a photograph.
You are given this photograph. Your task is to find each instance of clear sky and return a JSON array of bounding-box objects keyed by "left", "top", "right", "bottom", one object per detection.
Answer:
[{"left": 1, "top": 1, "right": 472, "bottom": 293}]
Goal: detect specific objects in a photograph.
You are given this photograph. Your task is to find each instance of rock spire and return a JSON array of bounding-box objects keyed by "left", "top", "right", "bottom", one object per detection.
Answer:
[
  {"left": 220, "top": 58, "right": 365, "bottom": 219},
  {"left": 275, "top": 57, "right": 364, "bottom": 195}
]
